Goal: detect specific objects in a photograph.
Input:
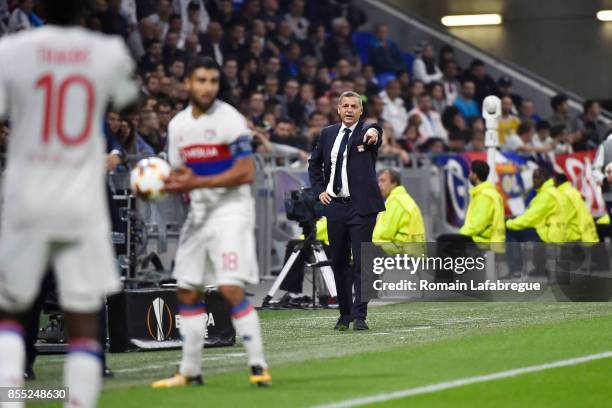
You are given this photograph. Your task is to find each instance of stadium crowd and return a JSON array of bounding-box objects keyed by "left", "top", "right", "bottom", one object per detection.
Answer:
[{"left": 0, "top": 0, "right": 610, "bottom": 168}]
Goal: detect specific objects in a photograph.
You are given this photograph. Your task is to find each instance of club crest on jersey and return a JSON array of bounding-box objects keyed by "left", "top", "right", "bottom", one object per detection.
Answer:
[{"left": 204, "top": 128, "right": 217, "bottom": 140}]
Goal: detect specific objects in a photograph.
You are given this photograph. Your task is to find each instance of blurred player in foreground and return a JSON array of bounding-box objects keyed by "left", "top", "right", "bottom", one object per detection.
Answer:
[
  {"left": 0, "top": 1, "right": 137, "bottom": 407},
  {"left": 152, "top": 57, "right": 271, "bottom": 388}
]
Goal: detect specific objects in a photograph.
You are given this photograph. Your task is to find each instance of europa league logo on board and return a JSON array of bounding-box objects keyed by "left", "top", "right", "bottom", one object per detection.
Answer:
[{"left": 146, "top": 297, "right": 173, "bottom": 341}]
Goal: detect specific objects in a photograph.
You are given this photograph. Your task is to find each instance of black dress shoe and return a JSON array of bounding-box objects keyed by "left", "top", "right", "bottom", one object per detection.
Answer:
[
  {"left": 334, "top": 316, "right": 352, "bottom": 331},
  {"left": 103, "top": 366, "right": 114, "bottom": 378},
  {"left": 353, "top": 319, "right": 369, "bottom": 331},
  {"left": 24, "top": 366, "right": 36, "bottom": 381}
]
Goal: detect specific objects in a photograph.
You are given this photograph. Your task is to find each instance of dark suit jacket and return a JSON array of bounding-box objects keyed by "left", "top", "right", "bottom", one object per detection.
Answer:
[{"left": 308, "top": 120, "right": 385, "bottom": 217}]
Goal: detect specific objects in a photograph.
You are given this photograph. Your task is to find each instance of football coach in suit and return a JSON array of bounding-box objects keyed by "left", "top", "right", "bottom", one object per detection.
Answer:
[{"left": 308, "top": 91, "right": 385, "bottom": 331}]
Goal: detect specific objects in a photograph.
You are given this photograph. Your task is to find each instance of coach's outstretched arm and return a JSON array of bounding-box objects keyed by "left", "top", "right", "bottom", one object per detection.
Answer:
[{"left": 165, "top": 157, "right": 255, "bottom": 193}]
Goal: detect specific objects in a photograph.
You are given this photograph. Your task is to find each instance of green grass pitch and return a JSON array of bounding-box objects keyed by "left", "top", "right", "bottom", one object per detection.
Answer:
[{"left": 32, "top": 302, "right": 612, "bottom": 407}]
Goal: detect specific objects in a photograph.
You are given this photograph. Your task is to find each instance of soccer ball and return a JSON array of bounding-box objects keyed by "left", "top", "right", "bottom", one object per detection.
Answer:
[{"left": 130, "top": 157, "right": 171, "bottom": 200}]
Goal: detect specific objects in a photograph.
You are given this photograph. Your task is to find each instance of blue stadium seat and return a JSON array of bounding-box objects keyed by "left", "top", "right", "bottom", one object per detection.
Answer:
[
  {"left": 352, "top": 31, "right": 377, "bottom": 65},
  {"left": 402, "top": 52, "right": 415, "bottom": 76},
  {"left": 376, "top": 72, "right": 397, "bottom": 88}
]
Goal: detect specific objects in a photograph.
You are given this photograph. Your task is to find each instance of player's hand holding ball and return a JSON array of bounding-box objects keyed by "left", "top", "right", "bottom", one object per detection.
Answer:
[
  {"left": 164, "top": 166, "right": 202, "bottom": 193},
  {"left": 130, "top": 157, "right": 171, "bottom": 200}
]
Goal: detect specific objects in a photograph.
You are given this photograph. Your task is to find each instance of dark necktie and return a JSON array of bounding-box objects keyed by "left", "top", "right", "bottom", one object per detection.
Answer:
[{"left": 333, "top": 127, "right": 351, "bottom": 195}]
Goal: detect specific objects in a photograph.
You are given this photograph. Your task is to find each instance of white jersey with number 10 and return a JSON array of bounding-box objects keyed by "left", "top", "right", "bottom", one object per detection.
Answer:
[{"left": 0, "top": 26, "right": 137, "bottom": 238}]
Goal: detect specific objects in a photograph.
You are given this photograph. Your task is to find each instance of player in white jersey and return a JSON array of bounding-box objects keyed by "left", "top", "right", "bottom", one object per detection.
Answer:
[
  {"left": 0, "top": 1, "right": 137, "bottom": 407},
  {"left": 152, "top": 57, "right": 271, "bottom": 388}
]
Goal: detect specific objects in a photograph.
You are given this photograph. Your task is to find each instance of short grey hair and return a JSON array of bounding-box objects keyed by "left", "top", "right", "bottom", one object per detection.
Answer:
[{"left": 338, "top": 91, "right": 363, "bottom": 107}]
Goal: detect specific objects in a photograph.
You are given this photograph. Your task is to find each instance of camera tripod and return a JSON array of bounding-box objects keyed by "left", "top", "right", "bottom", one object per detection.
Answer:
[{"left": 261, "top": 222, "right": 337, "bottom": 309}]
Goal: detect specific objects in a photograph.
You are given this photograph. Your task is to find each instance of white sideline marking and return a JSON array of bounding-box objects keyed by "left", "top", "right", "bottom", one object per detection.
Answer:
[
  {"left": 114, "top": 352, "right": 247, "bottom": 373},
  {"left": 311, "top": 351, "right": 612, "bottom": 408}
]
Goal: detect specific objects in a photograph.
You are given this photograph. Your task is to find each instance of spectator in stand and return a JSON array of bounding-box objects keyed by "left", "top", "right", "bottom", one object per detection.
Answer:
[
  {"left": 438, "top": 45, "right": 457, "bottom": 70},
  {"left": 406, "top": 79, "right": 425, "bottom": 111},
  {"left": 303, "top": 22, "right": 327, "bottom": 62},
  {"left": 365, "top": 94, "right": 385, "bottom": 123},
  {"left": 162, "top": 31, "right": 187, "bottom": 67},
  {"left": 263, "top": 75, "right": 281, "bottom": 104},
  {"left": 223, "top": 57, "right": 240, "bottom": 89},
  {"left": 497, "top": 96, "right": 521, "bottom": 145},
  {"left": 239, "top": 55, "right": 263, "bottom": 95},
  {"left": 137, "top": 109, "right": 164, "bottom": 153},
  {"left": 376, "top": 122, "right": 411, "bottom": 165},
  {"left": 464, "top": 59, "right": 497, "bottom": 105},
  {"left": 180, "top": 0, "right": 208, "bottom": 39},
  {"left": 280, "top": 41, "right": 302, "bottom": 80},
  {"left": 412, "top": 41, "right": 443, "bottom": 84},
  {"left": 273, "top": 20, "right": 294, "bottom": 54},
  {"left": 441, "top": 60, "right": 460, "bottom": 105},
  {"left": 548, "top": 93, "right": 577, "bottom": 142},
  {"left": 231, "top": 0, "right": 260, "bottom": 31},
  {"left": 354, "top": 76, "right": 370, "bottom": 104},
  {"left": 260, "top": 0, "right": 280, "bottom": 33},
  {"left": 296, "top": 56, "right": 317, "bottom": 84},
  {"left": 496, "top": 76, "right": 522, "bottom": 110},
  {"left": 316, "top": 95, "right": 334, "bottom": 123},
  {"left": 139, "top": 39, "right": 163, "bottom": 74},
  {"left": 167, "top": 58, "right": 185, "bottom": 81},
  {"left": 118, "top": 118, "right": 155, "bottom": 163},
  {"left": 442, "top": 106, "right": 467, "bottom": 133},
  {"left": 140, "top": 73, "right": 161, "bottom": 100},
  {"left": 334, "top": 58, "right": 352, "bottom": 80},
  {"left": 503, "top": 120, "right": 538, "bottom": 153},
  {"left": 263, "top": 55, "right": 282, "bottom": 78},
  {"left": 199, "top": 20, "right": 225, "bottom": 66},
  {"left": 466, "top": 118, "right": 486, "bottom": 152},
  {"left": 299, "top": 83, "right": 316, "bottom": 125},
  {"left": 284, "top": 0, "right": 309, "bottom": 40},
  {"left": 175, "top": 0, "right": 210, "bottom": 35},
  {"left": 532, "top": 120, "right": 554, "bottom": 152},
  {"left": 155, "top": 99, "right": 173, "bottom": 141},
  {"left": 248, "top": 92, "right": 267, "bottom": 127},
  {"left": 402, "top": 113, "right": 426, "bottom": 151},
  {"left": 453, "top": 79, "right": 480, "bottom": 120},
  {"left": 518, "top": 98, "right": 542, "bottom": 124},
  {"left": 183, "top": 33, "right": 201, "bottom": 60},
  {"left": 448, "top": 130, "right": 468, "bottom": 152},
  {"left": 408, "top": 93, "right": 448, "bottom": 142},
  {"left": 270, "top": 117, "right": 309, "bottom": 151},
  {"left": 8, "top": 0, "right": 38, "bottom": 32},
  {"left": 428, "top": 82, "right": 447, "bottom": 114},
  {"left": 380, "top": 79, "right": 409, "bottom": 140},
  {"left": 551, "top": 124, "right": 573, "bottom": 154},
  {"left": 279, "top": 78, "right": 303, "bottom": 123},
  {"left": 222, "top": 23, "right": 248, "bottom": 60},
  {"left": 576, "top": 100, "right": 608, "bottom": 149},
  {"left": 323, "top": 17, "right": 357, "bottom": 67},
  {"left": 209, "top": 0, "right": 234, "bottom": 26},
  {"left": 142, "top": 0, "right": 172, "bottom": 38},
  {"left": 369, "top": 23, "right": 405, "bottom": 74},
  {"left": 304, "top": 111, "right": 329, "bottom": 150}
]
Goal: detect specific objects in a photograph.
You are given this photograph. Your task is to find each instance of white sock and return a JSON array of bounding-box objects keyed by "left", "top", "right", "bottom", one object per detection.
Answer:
[
  {"left": 64, "top": 339, "right": 102, "bottom": 408},
  {"left": 230, "top": 299, "right": 267, "bottom": 368},
  {"left": 178, "top": 303, "right": 206, "bottom": 377},
  {"left": 0, "top": 320, "right": 25, "bottom": 408}
]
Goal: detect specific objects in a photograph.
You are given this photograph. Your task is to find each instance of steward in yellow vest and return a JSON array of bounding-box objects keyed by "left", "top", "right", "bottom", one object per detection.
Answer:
[
  {"left": 373, "top": 169, "right": 425, "bottom": 255},
  {"left": 506, "top": 171, "right": 568, "bottom": 243},
  {"left": 554, "top": 174, "right": 599, "bottom": 243},
  {"left": 459, "top": 161, "right": 506, "bottom": 252},
  {"left": 505, "top": 168, "right": 568, "bottom": 277}
]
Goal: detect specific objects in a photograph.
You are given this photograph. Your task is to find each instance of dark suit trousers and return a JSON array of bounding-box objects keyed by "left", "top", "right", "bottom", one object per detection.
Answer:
[{"left": 326, "top": 200, "right": 376, "bottom": 320}]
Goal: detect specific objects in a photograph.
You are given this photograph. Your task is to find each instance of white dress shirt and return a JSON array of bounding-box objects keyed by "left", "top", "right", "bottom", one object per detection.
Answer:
[{"left": 326, "top": 122, "right": 358, "bottom": 198}]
